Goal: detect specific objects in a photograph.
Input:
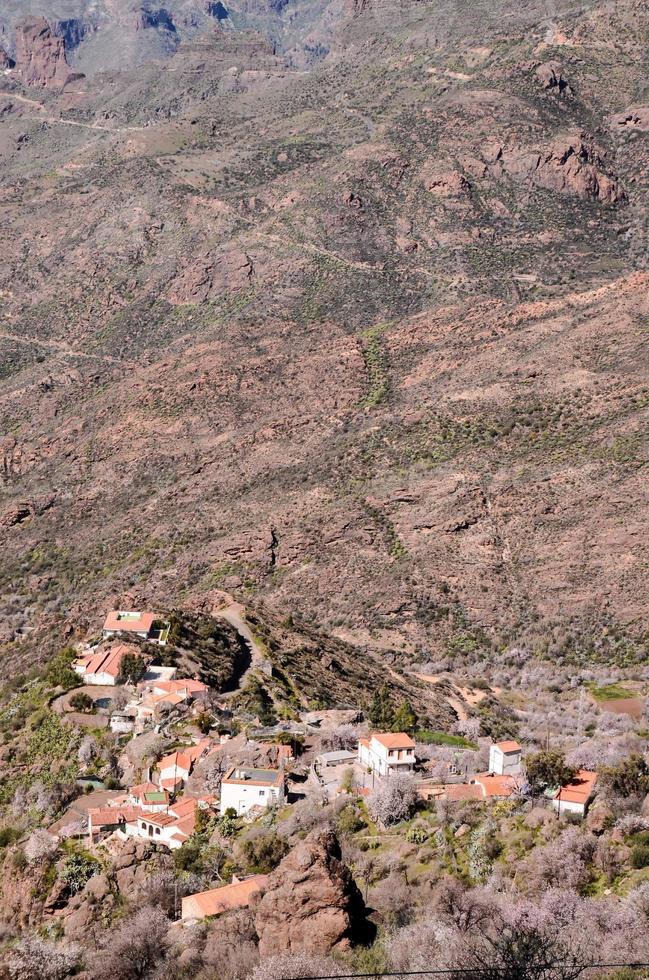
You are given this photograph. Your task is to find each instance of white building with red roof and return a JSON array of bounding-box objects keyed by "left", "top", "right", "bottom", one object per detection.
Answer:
[
  {"left": 488, "top": 740, "right": 523, "bottom": 776},
  {"left": 157, "top": 738, "right": 212, "bottom": 789},
  {"left": 102, "top": 610, "right": 169, "bottom": 645},
  {"left": 73, "top": 644, "right": 131, "bottom": 686},
  {"left": 551, "top": 769, "right": 598, "bottom": 818},
  {"left": 358, "top": 732, "right": 416, "bottom": 776},
  {"left": 220, "top": 767, "right": 285, "bottom": 816},
  {"left": 88, "top": 793, "right": 217, "bottom": 849}
]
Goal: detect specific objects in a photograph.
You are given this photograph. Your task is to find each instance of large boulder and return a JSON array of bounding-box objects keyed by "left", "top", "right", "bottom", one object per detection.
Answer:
[{"left": 252, "top": 828, "right": 368, "bottom": 956}]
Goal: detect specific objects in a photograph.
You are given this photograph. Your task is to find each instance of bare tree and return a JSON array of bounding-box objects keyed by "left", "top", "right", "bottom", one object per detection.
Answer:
[
  {"left": 8, "top": 936, "right": 80, "bottom": 980},
  {"left": 24, "top": 829, "right": 59, "bottom": 865},
  {"left": 91, "top": 905, "right": 170, "bottom": 980},
  {"left": 454, "top": 911, "right": 591, "bottom": 980},
  {"left": 368, "top": 773, "right": 419, "bottom": 827}
]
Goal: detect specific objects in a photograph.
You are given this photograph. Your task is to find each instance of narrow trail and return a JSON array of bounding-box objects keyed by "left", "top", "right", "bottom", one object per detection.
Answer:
[
  {"left": 0, "top": 329, "right": 127, "bottom": 365},
  {"left": 0, "top": 96, "right": 147, "bottom": 135},
  {"left": 213, "top": 600, "right": 266, "bottom": 698}
]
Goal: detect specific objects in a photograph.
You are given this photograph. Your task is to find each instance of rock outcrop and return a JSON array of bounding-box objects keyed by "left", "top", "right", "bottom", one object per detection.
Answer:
[
  {"left": 14, "top": 17, "right": 80, "bottom": 88},
  {"left": 490, "top": 134, "right": 626, "bottom": 204},
  {"left": 252, "top": 829, "right": 368, "bottom": 955},
  {"left": 535, "top": 61, "right": 571, "bottom": 95},
  {"left": 0, "top": 46, "right": 14, "bottom": 69}
]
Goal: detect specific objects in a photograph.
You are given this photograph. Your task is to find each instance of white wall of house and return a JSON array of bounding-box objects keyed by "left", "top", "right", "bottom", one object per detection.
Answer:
[
  {"left": 220, "top": 780, "right": 283, "bottom": 816},
  {"left": 84, "top": 671, "right": 118, "bottom": 686},
  {"left": 358, "top": 738, "right": 415, "bottom": 776},
  {"left": 488, "top": 745, "right": 522, "bottom": 776},
  {"left": 132, "top": 818, "right": 184, "bottom": 848},
  {"left": 551, "top": 799, "right": 587, "bottom": 817},
  {"left": 159, "top": 763, "right": 191, "bottom": 784}
]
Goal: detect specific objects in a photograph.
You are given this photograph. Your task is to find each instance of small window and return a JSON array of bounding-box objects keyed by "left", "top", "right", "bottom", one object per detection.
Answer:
[
  {"left": 259, "top": 789, "right": 265, "bottom": 796},
  {"left": 155, "top": 828, "right": 161, "bottom": 835}
]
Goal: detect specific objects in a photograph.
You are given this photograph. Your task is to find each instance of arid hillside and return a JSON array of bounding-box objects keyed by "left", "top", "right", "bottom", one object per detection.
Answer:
[{"left": 0, "top": 0, "right": 648, "bottom": 676}]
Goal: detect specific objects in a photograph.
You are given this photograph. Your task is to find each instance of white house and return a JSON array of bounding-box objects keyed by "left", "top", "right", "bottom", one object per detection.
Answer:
[
  {"left": 488, "top": 740, "right": 522, "bottom": 776},
  {"left": 73, "top": 645, "right": 130, "bottom": 686},
  {"left": 157, "top": 739, "right": 211, "bottom": 791},
  {"left": 220, "top": 767, "right": 285, "bottom": 816},
  {"left": 88, "top": 794, "right": 216, "bottom": 849},
  {"left": 102, "top": 610, "right": 169, "bottom": 645},
  {"left": 358, "top": 733, "right": 416, "bottom": 776},
  {"left": 551, "top": 770, "right": 598, "bottom": 818}
]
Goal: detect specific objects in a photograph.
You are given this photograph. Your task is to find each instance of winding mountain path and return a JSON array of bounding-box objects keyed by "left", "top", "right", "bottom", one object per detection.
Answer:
[{"left": 213, "top": 600, "right": 266, "bottom": 697}]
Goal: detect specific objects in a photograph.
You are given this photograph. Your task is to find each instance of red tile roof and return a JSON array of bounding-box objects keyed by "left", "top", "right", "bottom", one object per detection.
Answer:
[
  {"left": 474, "top": 773, "right": 517, "bottom": 798},
  {"left": 158, "top": 739, "right": 211, "bottom": 775},
  {"left": 182, "top": 875, "right": 268, "bottom": 919},
  {"left": 554, "top": 770, "right": 598, "bottom": 806},
  {"left": 103, "top": 610, "right": 156, "bottom": 634},
  {"left": 371, "top": 732, "right": 416, "bottom": 750},
  {"left": 444, "top": 784, "right": 485, "bottom": 802},
  {"left": 152, "top": 679, "right": 209, "bottom": 696},
  {"left": 77, "top": 644, "right": 131, "bottom": 680},
  {"left": 495, "top": 740, "right": 522, "bottom": 753},
  {"left": 89, "top": 805, "right": 143, "bottom": 829}
]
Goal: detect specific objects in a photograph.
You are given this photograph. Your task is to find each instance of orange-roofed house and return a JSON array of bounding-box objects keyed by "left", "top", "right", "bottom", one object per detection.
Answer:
[
  {"left": 181, "top": 875, "right": 268, "bottom": 921},
  {"left": 88, "top": 805, "right": 143, "bottom": 838},
  {"left": 102, "top": 610, "right": 169, "bottom": 646},
  {"left": 73, "top": 644, "right": 131, "bottom": 686},
  {"left": 552, "top": 770, "right": 598, "bottom": 818},
  {"left": 472, "top": 773, "right": 518, "bottom": 798},
  {"left": 127, "top": 783, "right": 170, "bottom": 812},
  {"left": 157, "top": 738, "right": 212, "bottom": 788},
  {"left": 488, "top": 740, "right": 523, "bottom": 777},
  {"left": 358, "top": 733, "right": 416, "bottom": 776},
  {"left": 149, "top": 679, "right": 210, "bottom": 700}
]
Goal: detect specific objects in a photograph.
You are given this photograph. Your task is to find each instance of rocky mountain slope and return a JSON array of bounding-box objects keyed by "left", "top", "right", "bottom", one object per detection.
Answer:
[{"left": 0, "top": 0, "right": 648, "bottom": 679}]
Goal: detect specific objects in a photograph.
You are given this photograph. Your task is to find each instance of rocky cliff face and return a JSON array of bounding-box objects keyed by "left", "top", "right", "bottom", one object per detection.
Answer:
[
  {"left": 252, "top": 829, "right": 369, "bottom": 955},
  {"left": 14, "top": 16, "right": 79, "bottom": 88}
]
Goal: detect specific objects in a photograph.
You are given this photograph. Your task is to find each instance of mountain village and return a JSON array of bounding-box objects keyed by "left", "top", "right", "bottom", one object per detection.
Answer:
[{"left": 45, "top": 607, "right": 601, "bottom": 927}]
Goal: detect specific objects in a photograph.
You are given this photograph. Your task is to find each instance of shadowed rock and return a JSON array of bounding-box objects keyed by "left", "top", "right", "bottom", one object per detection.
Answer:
[{"left": 252, "top": 828, "right": 371, "bottom": 955}]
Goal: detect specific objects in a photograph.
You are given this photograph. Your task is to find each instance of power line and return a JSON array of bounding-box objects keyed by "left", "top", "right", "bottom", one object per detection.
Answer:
[{"left": 288, "top": 963, "right": 649, "bottom": 980}]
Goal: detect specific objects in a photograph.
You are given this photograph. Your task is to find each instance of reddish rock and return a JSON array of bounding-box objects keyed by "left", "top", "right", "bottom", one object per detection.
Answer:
[
  {"left": 1, "top": 503, "right": 31, "bottom": 529},
  {"left": 252, "top": 829, "right": 368, "bottom": 955},
  {"left": 168, "top": 249, "right": 255, "bottom": 304},
  {"left": 501, "top": 134, "right": 626, "bottom": 204},
  {"left": 535, "top": 61, "right": 571, "bottom": 95},
  {"left": 425, "top": 170, "right": 472, "bottom": 198},
  {"left": 14, "top": 17, "right": 79, "bottom": 89}
]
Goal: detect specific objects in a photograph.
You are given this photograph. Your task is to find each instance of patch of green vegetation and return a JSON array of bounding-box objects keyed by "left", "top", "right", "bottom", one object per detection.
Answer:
[
  {"left": 586, "top": 682, "right": 634, "bottom": 701},
  {"left": 415, "top": 730, "right": 477, "bottom": 749},
  {"left": 27, "top": 712, "right": 79, "bottom": 766},
  {"left": 360, "top": 323, "right": 391, "bottom": 408}
]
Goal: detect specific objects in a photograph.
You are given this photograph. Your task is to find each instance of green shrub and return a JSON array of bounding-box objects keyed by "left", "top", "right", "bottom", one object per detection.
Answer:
[
  {"left": 406, "top": 822, "right": 429, "bottom": 844},
  {"left": 46, "top": 649, "right": 80, "bottom": 691},
  {"left": 416, "top": 730, "right": 477, "bottom": 749},
  {"left": 239, "top": 832, "right": 288, "bottom": 873},
  {"left": 60, "top": 852, "right": 100, "bottom": 893},
  {"left": 337, "top": 805, "right": 365, "bottom": 836},
  {"left": 0, "top": 826, "right": 21, "bottom": 848},
  {"left": 118, "top": 653, "right": 147, "bottom": 685},
  {"left": 70, "top": 692, "right": 94, "bottom": 713},
  {"left": 631, "top": 844, "right": 649, "bottom": 869}
]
